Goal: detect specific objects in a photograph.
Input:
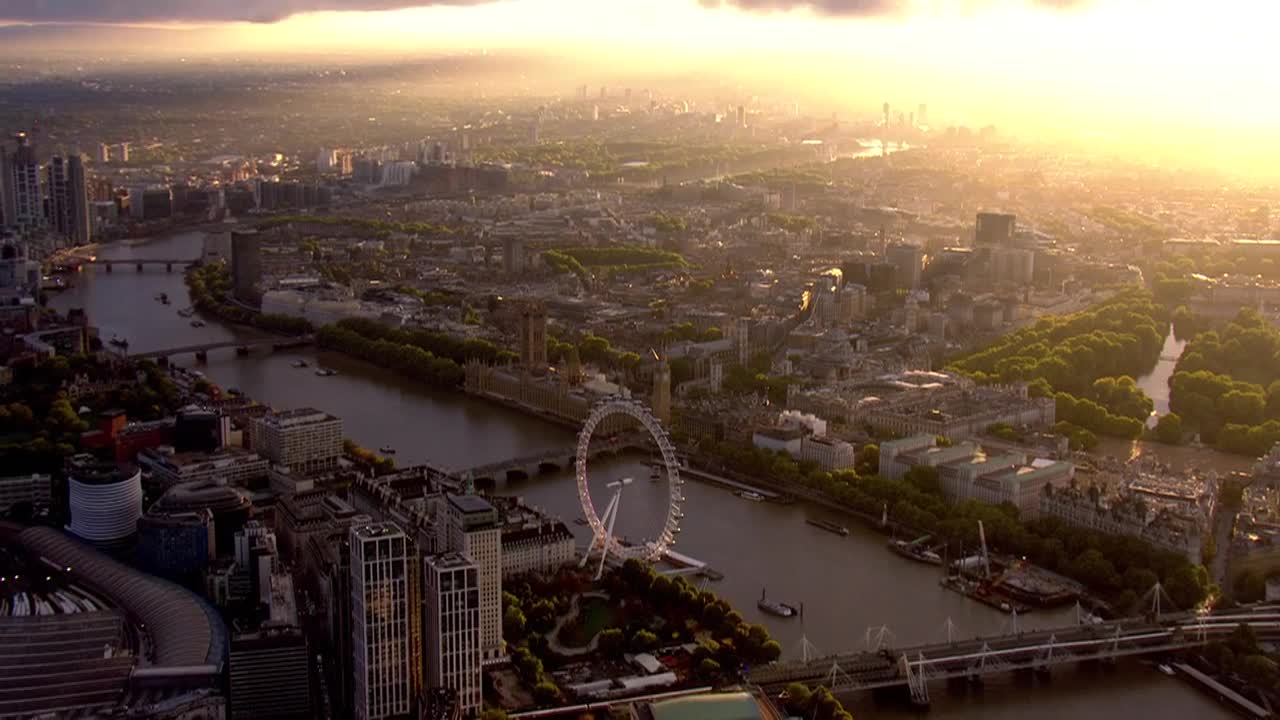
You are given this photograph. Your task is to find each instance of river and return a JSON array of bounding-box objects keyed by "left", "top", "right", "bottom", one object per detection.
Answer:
[{"left": 49, "top": 230, "right": 1236, "bottom": 719}]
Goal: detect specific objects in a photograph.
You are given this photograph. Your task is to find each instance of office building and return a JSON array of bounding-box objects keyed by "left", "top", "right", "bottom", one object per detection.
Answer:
[
  {"left": 0, "top": 473, "right": 51, "bottom": 513},
  {"left": 519, "top": 303, "right": 547, "bottom": 370},
  {"left": 135, "top": 507, "right": 215, "bottom": 587},
  {"left": 351, "top": 523, "right": 414, "bottom": 720},
  {"left": 115, "top": 142, "right": 129, "bottom": 162},
  {"left": 137, "top": 446, "right": 267, "bottom": 489},
  {"left": 65, "top": 455, "right": 143, "bottom": 550},
  {"left": 235, "top": 520, "right": 279, "bottom": 606},
  {"left": 975, "top": 212, "right": 1016, "bottom": 247},
  {"left": 249, "top": 407, "right": 342, "bottom": 476},
  {"left": 95, "top": 143, "right": 110, "bottom": 163},
  {"left": 503, "top": 237, "right": 525, "bottom": 274},
  {"left": 231, "top": 229, "right": 263, "bottom": 302},
  {"left": 1, "top": 132, "right": 43, "bottom": 235},
  {"left": 422, "top": 553, "right": 482, "bottom": 715},
  {"left": 151, "top": 477, "right": 254, "bottom": 555},
  {"left": 880, "top": 434, "right": 1074, "bottom": 518},
  {"left": 886, "top": 242, "right": 924, "bottom": 289},
  {"left": 445, "top": 495, "right": 503, "bottom": 663},
  {"left": 229, "top": 625, "right": 312, "bottom": 719}
]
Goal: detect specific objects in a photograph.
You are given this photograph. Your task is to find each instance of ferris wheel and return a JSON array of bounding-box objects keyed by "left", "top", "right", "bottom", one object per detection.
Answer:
[{"left": 576, "top": 398, "right": 683, "bottom": 579}]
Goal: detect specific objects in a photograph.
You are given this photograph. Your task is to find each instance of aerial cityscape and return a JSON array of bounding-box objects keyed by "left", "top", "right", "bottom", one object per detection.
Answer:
[{"left": 2, "top": 1, "right": 1280, "bottom": 719}]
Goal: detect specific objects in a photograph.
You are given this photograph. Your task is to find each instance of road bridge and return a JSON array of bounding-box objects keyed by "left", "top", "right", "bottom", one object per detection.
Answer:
[
  {"left": 455, "top": 432, "right": 653, "bottom": 485},
  {"left": 748, "top": 607, "right": 1280, "bottom": 708},
  {"left": 71, "top": 258, "right": 200, "bottom": 273},
  {"left": 126, "top": 336, "right": 314, "bottom": 362}
]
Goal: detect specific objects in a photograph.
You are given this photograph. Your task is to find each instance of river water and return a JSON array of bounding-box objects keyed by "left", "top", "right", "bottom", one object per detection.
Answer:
[
  {"left": 1136, "top": 326, "right": 1188, "bottom": 418},
  {"left": 50, "top": 230, "right": 1235, "bottom": 719}
]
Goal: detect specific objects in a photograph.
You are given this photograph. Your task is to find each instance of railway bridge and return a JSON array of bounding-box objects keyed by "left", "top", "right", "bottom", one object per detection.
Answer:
[{"left": 748, "top": 607, "right": 1280, "bottom": 708}]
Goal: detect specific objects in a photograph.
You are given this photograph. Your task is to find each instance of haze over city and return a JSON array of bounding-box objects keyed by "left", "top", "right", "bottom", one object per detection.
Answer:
[
  {"left": 3, "top": 0, "right": 1279, "bottom": 179},
  {"left": 2, "top": 1, "right": 1280, "bottom": 719}
]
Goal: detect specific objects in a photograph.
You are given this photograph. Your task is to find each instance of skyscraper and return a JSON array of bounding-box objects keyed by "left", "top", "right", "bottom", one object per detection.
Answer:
[
  {"left": 422, "top": 553, "right": 481, "bottom": 715},
  {"left": 95, "top": 143, "right": 110, "bottom": 163},
  {"left": 445, "top": 495, "right": 503, "bottom": 664},
  {"left": 975, "top": 212, "right": 1016, "bottom": 247},
  {"left": 231, "top": 229, "right": 262, "bottom": 302},
  {"left": 351, "top": 523, "right": 414, "bottom": 720},
  {"left": 1, "top": 133, "right": 44, "bottom": 235},
  {"left": 47, "top": 154, "right": 91, "bottom": 245}
]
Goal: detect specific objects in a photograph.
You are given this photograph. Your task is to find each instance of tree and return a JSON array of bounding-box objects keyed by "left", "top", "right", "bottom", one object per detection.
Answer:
[
  {"left": 1155, "top": 412, "right": 1184, "bottom": 444},
  {"left": 503, "top": 605, "right": 527, "bottom": 639},
  {"left": 533, "top": 681, "right": 562, "bottom": 706},
  {"left": 784, "top": 683, "right": 812, "bottom": 711},
  {"left": 479, "top": 710, "right": 509, "bottom": 720},
  {"left": 512, "top": 646, "right": 543, "bottom": 681},
  {"left": 599, "top": 628, "right": 626, "bottom": 657},
  {"left": 631, "top": 628, "right": 658, "bottom": 653},
  {"left": 1239, "top": 655, "right": 1278, "bottom": 689},
  {"left": 697, "top": 657, "right": 722, "bottom": 680}
]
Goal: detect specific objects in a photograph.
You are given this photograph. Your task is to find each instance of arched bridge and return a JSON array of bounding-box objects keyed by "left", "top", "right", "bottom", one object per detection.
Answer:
[
  {"left": 127, "top": 336, "right": 314, "bottom": 361},
  {"left": 748, "top": 607, "right": 1280, "bottom": 708},
  {"left": 75, "top": 258, "right": 200, "bottom": 273},
  {"left": 456, "top": 432, "right": 654, "bottom": 485}
]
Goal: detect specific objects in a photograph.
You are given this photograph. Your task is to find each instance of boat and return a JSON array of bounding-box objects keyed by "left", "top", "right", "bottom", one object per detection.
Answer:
[
  {"left": 889, "top": 538, "right": 944, "bottom": 566},
  {"left": 379, "top": 445, "right": 396, "bottom": 455},
  {"left": 190, "top": 320, "right": 205, "bottom": 328},
  {"left": 177, "top": 308, "right": 195, "bottom": 318},
  {"left": 650, "top": 466, "right": 661, "bottom": 481},
  {"left": 315, "top": 369, "right": 338, "bottom": 377},
  {"left": 573, "top": 518, "right": 588, "bottom": 526},
  {"left": 1157, "top": 664, "right": 1175, "bottom": 677},
  {"left": 807, "top": 518, "right": 850, "bottom": 536},
  {"left": 159, "top": 293, "right": 170, "bottom": 305},
  {"left": 109, "top": 336, "right": 128, "bottom": 348},
  {"left": 736, "top": 490, "right": 766, "bottom": 502},
  {"left": 291, "top": 359, "right": 310, "bottom": 368},
  {"left": 758, "top": 587, "right": 799, "bottom": 618}
]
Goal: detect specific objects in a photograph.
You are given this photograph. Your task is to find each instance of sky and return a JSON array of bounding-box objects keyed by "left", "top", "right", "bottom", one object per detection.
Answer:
[{"left": 2, "top": 0, "right": 1278, "bottom": 178}]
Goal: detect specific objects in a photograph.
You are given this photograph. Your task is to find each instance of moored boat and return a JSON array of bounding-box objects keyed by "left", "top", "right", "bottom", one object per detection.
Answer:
[
  {"left": 807, "top": 518, "right": 850, "bottom": 536},
  {"left": 737, "top": 490, "right": 765, "bottom": 502},
  {"left": 758, "top": 587, "right": 799, "bottom": 618}
]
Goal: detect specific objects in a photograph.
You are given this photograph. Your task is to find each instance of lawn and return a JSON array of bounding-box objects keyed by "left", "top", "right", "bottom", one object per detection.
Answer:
[{"left": 557, "top": 595, "right": 616, "bottom": 648}]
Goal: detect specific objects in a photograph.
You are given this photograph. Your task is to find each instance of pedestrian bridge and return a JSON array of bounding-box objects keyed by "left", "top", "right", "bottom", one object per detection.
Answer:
[{"left": 748, "top": 607, "right": 1280, "bottom": 707}]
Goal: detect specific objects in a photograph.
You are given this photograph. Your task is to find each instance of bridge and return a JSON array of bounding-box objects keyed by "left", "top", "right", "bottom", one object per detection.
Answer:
[
  {"left": 747, "top": 606, "right": 1280, "bottom": 708},
  {"left": 127, "top": 336, "right": 314, "bottom": 361},
  {"left": 69, "top": 258, "right": 200, "bottom": 273},
  {"left": 455, "top": 432, "right": 653, "bottom": 485}
]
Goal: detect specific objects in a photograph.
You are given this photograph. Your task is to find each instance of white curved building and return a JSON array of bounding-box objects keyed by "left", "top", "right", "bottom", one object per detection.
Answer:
[{"left": 65, "top": 455, "right": 143, "bottom": 549}]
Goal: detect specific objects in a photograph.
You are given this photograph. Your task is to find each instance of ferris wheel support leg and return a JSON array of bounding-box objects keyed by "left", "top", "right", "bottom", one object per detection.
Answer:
[{"left": 596, "top": 486, "right": 625, "bottom": 581}]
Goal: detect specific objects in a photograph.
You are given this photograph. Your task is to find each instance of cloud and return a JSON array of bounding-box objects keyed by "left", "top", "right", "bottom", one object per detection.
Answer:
[
  {"left": 697, "top": 0, "right": 1087, "bottom": 16},
  {"left": 0, "top": 0, "right": 492, "bottom": 24}
]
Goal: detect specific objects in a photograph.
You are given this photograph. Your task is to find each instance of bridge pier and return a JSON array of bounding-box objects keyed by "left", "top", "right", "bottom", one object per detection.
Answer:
[
  {"left": 195, "top": 350, "right": 208, "bottom": 363},
  {"left": 166, "top": 263, "right": 173, "bottom": 272},
  {"left": 236, "top": 346, "right": 250, "bottom": 356},
  {"left": 136, "top": 262, "right": 143, "bottom": 272},
  {"left": 104, "top": 263, "right": 113, "bottom": 273}
]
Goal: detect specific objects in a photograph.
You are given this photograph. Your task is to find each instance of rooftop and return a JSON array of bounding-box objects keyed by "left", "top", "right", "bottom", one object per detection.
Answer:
[{"left": 649, "top": 692, "right": 763, "bottom": 720}]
